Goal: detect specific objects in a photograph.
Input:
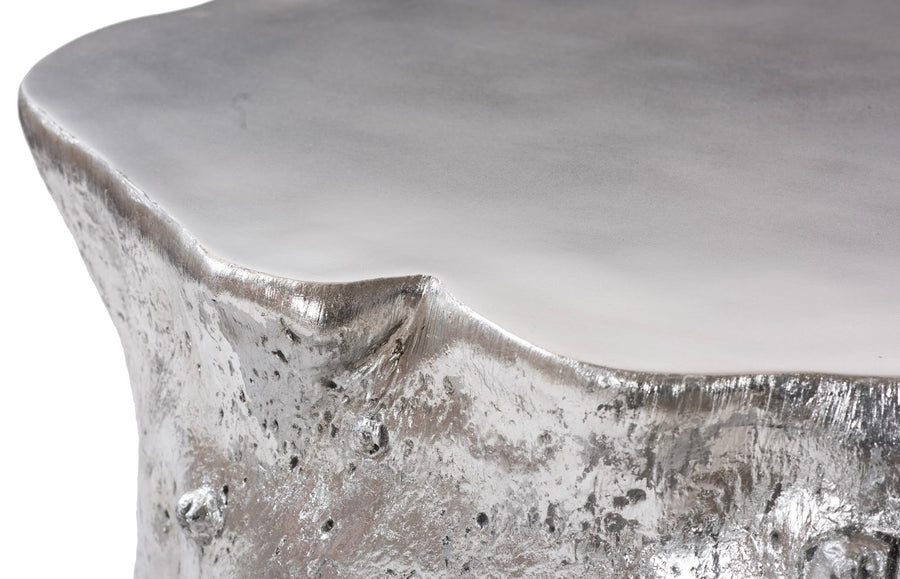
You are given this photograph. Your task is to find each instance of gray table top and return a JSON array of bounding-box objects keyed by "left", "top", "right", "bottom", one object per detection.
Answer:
[{"left": 22, "top": 0, "right": 900, "bottom": 375}]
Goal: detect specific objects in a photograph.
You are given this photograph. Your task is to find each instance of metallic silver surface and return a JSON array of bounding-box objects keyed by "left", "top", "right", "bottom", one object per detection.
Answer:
[
  {"left": 21, "top": 0, "right": 900, "bottom": 375},
  {"left": 176, "top": 486, "right": 226, "bottom": 545},
  {"left": 19, "top": 0, "right": 900, "bottom": 577}
]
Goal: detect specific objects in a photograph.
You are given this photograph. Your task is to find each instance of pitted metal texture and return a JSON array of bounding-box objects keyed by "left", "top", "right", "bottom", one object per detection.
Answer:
[{"left": 21, "top": 97, "right": 900, "bottom": 577}]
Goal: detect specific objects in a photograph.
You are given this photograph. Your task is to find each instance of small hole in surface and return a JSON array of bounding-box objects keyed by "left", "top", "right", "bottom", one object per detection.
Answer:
[
  {"left": 290, "top": 456, "right": 299, "bottom": 470},
  {"left": 476, "top": 513, "right": 488, "bottom": 528},
  {"left": 282, "top": 321, "right": 302, "bottom": 344},
  {"left": 321, "top": 519, "right": 335, "bottom": 533}
]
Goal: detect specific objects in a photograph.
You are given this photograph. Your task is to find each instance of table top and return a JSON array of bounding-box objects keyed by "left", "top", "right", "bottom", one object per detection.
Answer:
[{"left": 22, "top": 0, "right": 900, "bottom": 375}]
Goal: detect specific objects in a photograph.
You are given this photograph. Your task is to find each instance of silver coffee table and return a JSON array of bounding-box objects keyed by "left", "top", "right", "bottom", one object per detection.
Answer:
[{"left": 21, "top": 0, "right": 900, "bottom": 576}]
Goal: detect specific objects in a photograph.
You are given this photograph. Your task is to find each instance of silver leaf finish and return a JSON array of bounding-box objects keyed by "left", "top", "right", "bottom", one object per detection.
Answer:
[
  {"left": 21, "top": 101, "right": 900, "bottom": 576},
  {"left": 19, "top": 0, "right": 900, "bottom": 576}
]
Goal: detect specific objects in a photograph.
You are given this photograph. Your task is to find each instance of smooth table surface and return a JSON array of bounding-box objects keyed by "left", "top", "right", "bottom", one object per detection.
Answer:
[{"left": 22, "top": 0, "right": 900, "bottom": 375}]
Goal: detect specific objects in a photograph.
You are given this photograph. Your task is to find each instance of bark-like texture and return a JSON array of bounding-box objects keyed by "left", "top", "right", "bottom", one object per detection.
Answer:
[{"left": 22, "top": 95, "right": 900, "bottom": 578}]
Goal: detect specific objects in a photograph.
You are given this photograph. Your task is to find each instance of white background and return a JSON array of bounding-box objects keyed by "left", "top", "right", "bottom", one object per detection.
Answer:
[{"left": 1, "top": 1, "right": 200, "bottom": 575}]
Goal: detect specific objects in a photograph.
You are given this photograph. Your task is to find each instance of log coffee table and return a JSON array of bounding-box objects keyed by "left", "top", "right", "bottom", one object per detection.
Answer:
[{"left": 21, "top": 0, "right": 900, "bottom": 576}]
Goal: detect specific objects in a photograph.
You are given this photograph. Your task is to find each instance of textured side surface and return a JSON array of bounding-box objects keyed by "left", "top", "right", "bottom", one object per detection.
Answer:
[{"left": 22, "top": 98, "right": 900, "bottom": 577}]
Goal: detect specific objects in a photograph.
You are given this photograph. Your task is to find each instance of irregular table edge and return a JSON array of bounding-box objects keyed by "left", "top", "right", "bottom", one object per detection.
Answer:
[
  {"left": 19, "top": 83, "right": 900, "bottom": 577},
  {"left": 18, "top": 82, "right": 900, "bottom": 391}
]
